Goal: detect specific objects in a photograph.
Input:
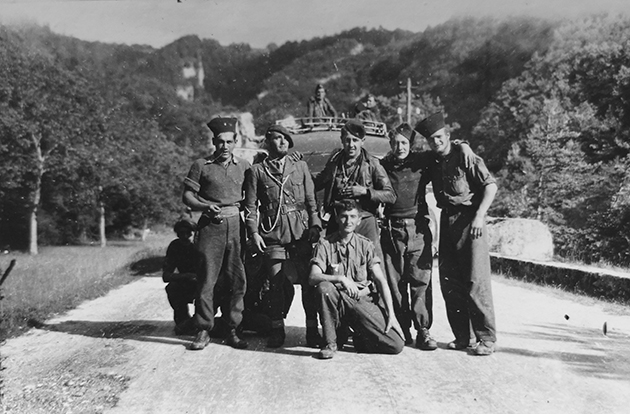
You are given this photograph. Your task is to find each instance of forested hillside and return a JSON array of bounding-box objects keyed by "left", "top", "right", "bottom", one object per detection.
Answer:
[{"left": 1, "top": 16, "right": 629, "bottom": 266}]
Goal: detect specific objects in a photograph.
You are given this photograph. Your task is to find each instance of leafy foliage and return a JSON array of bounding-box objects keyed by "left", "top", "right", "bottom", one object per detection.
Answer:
[
  {"left": 2, "top": 15, "right": 630, "bottom": 268},
  {"left": 474, "top": 14, "right": 630, "bottom": 266}
]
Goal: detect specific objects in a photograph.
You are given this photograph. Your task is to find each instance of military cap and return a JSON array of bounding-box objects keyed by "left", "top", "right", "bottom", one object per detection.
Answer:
[
  {"left": 391, "top": 123, "right": 415, "bottom": 145},
  {"left": 342, "top": 119, "right": 366, "bottom": 139},
  {"left": 265, "top": 124, "right": 294, "bottom": 148},
  {"left": 174, "top": 218, "right": 197, "bottom": 233},
  {"left": 207, "top": 117, "right": 238, "bottom": 137},
  {"left": 415, "top": 112, "right": 445, "bottom": 138}
]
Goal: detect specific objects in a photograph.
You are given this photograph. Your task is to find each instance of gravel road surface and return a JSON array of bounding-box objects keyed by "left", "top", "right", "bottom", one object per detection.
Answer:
[{"left": 3, "top": 265, "right": 630, "bottom": 414}]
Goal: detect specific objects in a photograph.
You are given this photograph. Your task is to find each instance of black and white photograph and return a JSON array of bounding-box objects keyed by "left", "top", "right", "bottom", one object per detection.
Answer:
[{"left": 1, "top": 0, "right": 629, "bottom": 412}]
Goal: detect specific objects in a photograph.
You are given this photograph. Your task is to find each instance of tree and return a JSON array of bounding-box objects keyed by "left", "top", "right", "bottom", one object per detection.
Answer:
[{"left": 0, "top": 34, "right": 98, "bottom": 254}]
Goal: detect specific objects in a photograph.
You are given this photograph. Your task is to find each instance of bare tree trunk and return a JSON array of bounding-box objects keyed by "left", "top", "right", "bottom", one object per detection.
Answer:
[
  {"left": 28, "top": 205, "right": 38, "bottom": 255},
  {"left": 536, "top": 173, "right": 545, "bottom": 221},
  {"left": 29, "top": 137, "right": 45, "bottom": 256},
  {"left": 99, "top": 202, "right": 106, "bottom": 248},
  {"left": 141, "top": 218, "right": 149, "bottom": 242}
]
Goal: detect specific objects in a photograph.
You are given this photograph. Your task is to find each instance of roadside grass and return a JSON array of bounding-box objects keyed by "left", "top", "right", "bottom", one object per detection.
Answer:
[{"left": 0, "top": 233, "right": 171, "bottom": 341}]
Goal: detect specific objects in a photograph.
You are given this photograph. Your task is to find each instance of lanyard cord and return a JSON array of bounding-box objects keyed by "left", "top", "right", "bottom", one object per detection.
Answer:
[{"left": 260, "top": 163, "right": 290, "bottom": 234}]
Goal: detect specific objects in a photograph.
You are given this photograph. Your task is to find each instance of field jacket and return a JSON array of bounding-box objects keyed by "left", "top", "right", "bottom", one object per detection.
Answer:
[
  {"left": 313, "top": 148, "right": 396, "bottom": 217},
  {"left": 244, "top": 157, "right": 321, "bottom": 246}
]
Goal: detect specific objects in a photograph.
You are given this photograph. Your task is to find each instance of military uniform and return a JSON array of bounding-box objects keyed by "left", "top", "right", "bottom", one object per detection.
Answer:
[
  {"left": 311, "top": 232, "right": 404, "bottom": 354},
  {"left": 314, "top": 128, "right": 396, "bottom": 260},
  {"left": 244, "top": 143, "right": 321, "bottom": 343},
  {"left": 380, "top": 147, "right": 434, "bottom": 345},
  {"left": 418, "top": 113, "right": 497, "bottom": 348},
  {"left": 184, "top": 153, "right": 250, "bottom": 333}
]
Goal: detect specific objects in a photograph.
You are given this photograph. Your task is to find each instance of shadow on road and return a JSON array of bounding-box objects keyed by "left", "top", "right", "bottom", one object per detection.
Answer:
[
  {"left": 38, "top": 320, "right": 326, "bottom": 357},
  {"left": 129, "top": 256, "right": 163, "bottom": 276},
  {"left": 500, "top": 323, "right": 630, "bottom": 382},
  {"left": 40, "top": 320, "right": 189, "bottom": 347}
]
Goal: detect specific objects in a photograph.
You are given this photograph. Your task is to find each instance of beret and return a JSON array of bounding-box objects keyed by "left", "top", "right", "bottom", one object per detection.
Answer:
[
  {"left": 415, "top": 112, "right": 445, "bottom": 138},
  {"left": 207, "top": 117, "right": 237, "bottom": 136},
  {"left": 342, "top": 119, "right": 366, "bottom": 139},
  {"left": 391, "top": 123, "right": 415, "bottom": 144},
  {"left": 174, "top": 219, "right": 197, "bottom": 233},
  {"left": 265, "top": 124, "right": 294, "bottom": 148}
]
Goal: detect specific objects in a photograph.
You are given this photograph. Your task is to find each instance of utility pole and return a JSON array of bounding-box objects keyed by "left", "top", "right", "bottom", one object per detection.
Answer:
[{"left": 398, "top": 78, "right": 421, "bottom": 124}]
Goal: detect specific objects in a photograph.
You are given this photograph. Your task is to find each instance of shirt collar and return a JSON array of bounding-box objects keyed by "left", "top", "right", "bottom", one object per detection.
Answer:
[
  {"left": 331, "top": 231, "right": 356, "bottom": 248},
  {"left": 205, "top": 153, "right": 238, "bottom": 165}
]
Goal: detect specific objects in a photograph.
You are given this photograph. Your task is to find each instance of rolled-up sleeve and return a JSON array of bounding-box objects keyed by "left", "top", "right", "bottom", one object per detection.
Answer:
[
  {"left": 183, "top": 159, "right": 203, "bottom": 193},
  {"left": 469, "top": 157, "right": 496, "bottom": 188},
  {"left": 310, "top": 239, "right": 330, "bottom": 272}
]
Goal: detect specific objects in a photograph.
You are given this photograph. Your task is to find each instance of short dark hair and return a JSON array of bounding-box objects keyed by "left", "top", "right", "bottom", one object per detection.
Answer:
[{"left": 334, "top": 199, "right": 362, "bottom": 216}]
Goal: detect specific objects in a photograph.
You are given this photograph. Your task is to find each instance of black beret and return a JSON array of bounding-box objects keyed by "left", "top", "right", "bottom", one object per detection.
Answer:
[
  {"left": 391, "top": 123, "right": 415, "bottom": 144},
  {"left": 415, "top": 112, "right": 445, "bottom": 138},
  {"left": 207, "top": 117, "right": 237, "bottom": 137},
  {"left": 174, "top": 219, "right": 196, "bottom": 233},
  {"left": 342, "top": 119, "right": 366, "bottom": 139},
  {"left": 265, "top": 124, "right": 294, "bottom": 148}
]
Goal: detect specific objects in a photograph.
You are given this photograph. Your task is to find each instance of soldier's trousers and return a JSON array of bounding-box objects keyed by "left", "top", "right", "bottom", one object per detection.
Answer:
[
  {"left": 193, "top": 215, "right": 246, "bottom": 331},
  {"left": 165, "top": 280, "right": 197, "bottom": 325},
  {"left": 439, "top": 209, "right": 496, "bottom": 343},
  {"left": 381, "top": 218, "right": 433, "bottom": 332},
  {"left": 315, "top": 281, "right": 404, "bottom": 354},
  {"left": 265, "top": 241, "right": 317, "bottom": 326}
]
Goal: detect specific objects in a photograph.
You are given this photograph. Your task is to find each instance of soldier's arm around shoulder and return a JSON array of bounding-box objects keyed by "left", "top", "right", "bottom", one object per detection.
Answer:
[{"left": 367, "top": 157, "right": 396, "bottom": 204}]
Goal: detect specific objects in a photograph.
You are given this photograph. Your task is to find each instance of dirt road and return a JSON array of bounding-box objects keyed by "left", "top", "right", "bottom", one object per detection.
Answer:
[{"left": 3, "top": 266, "right": 630, "bottom": 414}]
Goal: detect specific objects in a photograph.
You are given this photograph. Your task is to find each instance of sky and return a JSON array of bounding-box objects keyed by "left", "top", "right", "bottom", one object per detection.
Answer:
[{"left": 1, "top": 0, "right": 628, "bottom": 49}]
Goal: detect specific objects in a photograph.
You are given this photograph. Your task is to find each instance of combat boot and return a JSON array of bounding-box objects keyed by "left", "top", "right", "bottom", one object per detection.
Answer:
[
  {"left": 317, "top": 343, "right": 337, "bottom": 360},
  {"left": 267, "top": 327, "right": 286, "bottom": 348},
  {"left": 416, "top": 328, "right": 438, "bottom": 351},
  {"left": 472, "top": 340, "right": 495, "bottom": 356},
  {"left": 190, "top": 329, "right": 210, "bottom": 350},
  {"left": 226, "top": 329, "right": 248, "bottom": 349}
]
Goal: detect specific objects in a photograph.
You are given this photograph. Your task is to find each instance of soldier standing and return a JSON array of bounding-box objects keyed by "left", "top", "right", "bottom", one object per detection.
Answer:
[
  {"left": 416, "top": 112, "right": 498, "bottom": 356},
  {"left": 314, "top": 119, "right": 396, "bottom": 260},
  {"left": 244, "top": 125, "right": 322, "bottom": 348},
  {"left": 380, "top": 123, "right": 475, "bottom": 349},
  {"left": 182, "top": 117, "right": 249, "bottom": 351}
]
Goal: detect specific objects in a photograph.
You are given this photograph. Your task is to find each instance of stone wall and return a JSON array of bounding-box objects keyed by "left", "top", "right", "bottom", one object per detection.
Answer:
[{"left": 491, "top": 253, "right": 630, "bottom": 304}]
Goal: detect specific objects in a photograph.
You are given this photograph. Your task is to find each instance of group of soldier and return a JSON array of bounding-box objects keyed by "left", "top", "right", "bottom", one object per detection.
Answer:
[{"left": 162, "top": 108, "right": 498, "bottom": 359}]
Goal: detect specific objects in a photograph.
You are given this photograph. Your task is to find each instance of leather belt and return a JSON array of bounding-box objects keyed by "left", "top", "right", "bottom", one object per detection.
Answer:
[
  {"left": 386, "top": 217, "right": 415, "bottom": 227},
  {"left": 201, "top": 204, "right": 240, "bottom": 219},
  {"left": 266, "top": 202, "right": 306, "bottom": 215}
]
